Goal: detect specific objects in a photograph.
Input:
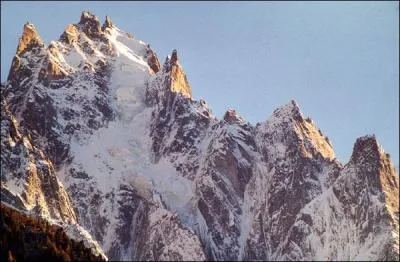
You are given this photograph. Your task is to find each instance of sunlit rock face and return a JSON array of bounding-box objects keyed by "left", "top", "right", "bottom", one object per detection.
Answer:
[
  {"left": 16, "top": 22, "right": 44, "bottom": 56},
  {"left": 60, "top": 24, "right": 79, "bottom": 45},
  {"left": 158, "top": 49, "right": 192, "bottom": 98},
  {"left": 1, "top": 98, "right": 77, "bottom": 223},
  {"left": 2, "top": 11, "right": 398, "bottom": 261}
]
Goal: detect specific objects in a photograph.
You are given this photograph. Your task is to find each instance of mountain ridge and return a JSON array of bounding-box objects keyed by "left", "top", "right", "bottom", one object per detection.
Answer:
[{"left": 1, "top": 11, "right": 398, "bottom": 261}]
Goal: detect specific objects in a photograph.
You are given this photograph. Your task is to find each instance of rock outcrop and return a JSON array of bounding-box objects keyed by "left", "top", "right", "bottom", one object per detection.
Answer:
[
  {"left": 16, "top": 22, "right": 44, "bottom": 56},
  {"left": 164, "top": 49, "right": 192, "bottom": 98}
]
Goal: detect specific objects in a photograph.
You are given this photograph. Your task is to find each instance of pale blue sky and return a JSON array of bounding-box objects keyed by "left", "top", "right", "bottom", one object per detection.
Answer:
[{"left": 1, "top": 1, "right": 399, "bottom": 165}]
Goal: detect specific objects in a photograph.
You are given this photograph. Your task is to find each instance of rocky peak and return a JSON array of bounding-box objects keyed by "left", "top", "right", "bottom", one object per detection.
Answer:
[
  {"left": 101, "top": 15, "right": 114, "bottom": 31},
  {"left": 60, "top": 24, "right": 79, "bottom": 44},
  {"left": 349, "top": 135, "right": 382, "bottom": 166},
  {"left": 223, "top": 109, "right": 245, "bottom": 124},
  {"left": 271, "top": 99, "right": 303, "bottom": 123},
  {"left": 331, "top": 135, "right": 399, "bottom": 261},
  {"left": 258, "top": 100, "right": 335, "bottom": 160},
  {"left": 331, "top": 134, "right": 398, "bottom": 230},
  {"left": 8, "top": 23, "right": 45, "bottom": 81},
  {"left": 170, "top": 49, "right": 178, "bottom": 64},
  {"left": 348, "top": 135, "right": 399, "bottom": 195},
  {"left": 16, "top": 22, "right": 44, "bottom": 56},
  {"left": 162, "top": 49, "right": 192, "bottom": 99},
  {"left": 79, "top": 11, "right": 100, "bottom": 25},
  {"left": 77, "top": 11, "right": 102, "bottom": 38},
  {"left": 163, "top": 49, "right": 177, "bottom": 71},
  {"left": 145, "top": 44, "right": 161, "bottom": 74}
]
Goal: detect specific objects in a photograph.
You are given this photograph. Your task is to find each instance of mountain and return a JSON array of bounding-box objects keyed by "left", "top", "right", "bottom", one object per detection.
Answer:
[{"left": 1, "top": 11, "right": 399, "bottom": 261}]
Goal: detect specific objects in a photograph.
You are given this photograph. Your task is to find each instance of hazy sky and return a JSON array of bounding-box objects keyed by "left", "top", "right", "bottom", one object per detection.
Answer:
[{"left": 1, "top": 1, "right": 399, "bottom": 165}]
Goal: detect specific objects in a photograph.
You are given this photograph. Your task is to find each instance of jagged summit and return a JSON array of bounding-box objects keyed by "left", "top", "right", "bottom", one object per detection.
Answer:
[
  {"left": 77, "top": 11, "right": 102, "bottom": 38},
  {"left": 346, "top": 134, "right": 399, "bottom": 196},
  {"left": 59, "top": 24, "right": 79, "bottom": 44},
  {"left": 79, "top": 11, "right": 100, "bottom": 25},
  {"left": 2, "top": 11, "right": 398, "bottom": 262},
  {"left": 15, "top": 22, "right": 43, "bottom": 56},
  {"left": 145, "top": 46, "right": 161, "bottom": 73},
  {"left": 61, "top": 12, "right": 113, "bottom": 43},
  {"left": 223, "top": 109, "right": 246, "bottom": 124},
  {"left": 271, "top": 99, "right": 303, "bottom": 123},
  {"left": 257, "top": 99, "right": 336, "bottom": 160},
  {"left": 170, "top": 49, "right": 179, "bottom": 64},
  {"left": 145, "top": 49, "right": 192, "bottom": 105},
  {"left": 7, "top": 22, "right": 45, "bottom": 81},
  {"left": 349, "top": 134, "right": 383, "bottom": 166},
  {"left": 164, "top": 49, "right": 179, "bottom": 70},
  {"left": 162, "top": 49, "right": 192, "bottom": 98},
  {"left": 102, "top": 15, "right": 114, "bottom": 31}
]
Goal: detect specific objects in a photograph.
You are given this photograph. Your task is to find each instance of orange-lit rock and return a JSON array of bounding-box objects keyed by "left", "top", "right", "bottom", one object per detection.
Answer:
[
  {"left": 102, "top": 15, "right": 113, "bottom": 31},
  {"left": 16, "top": 22, "right": 43, "bottom": 56},
  {"left": 60, "top": 24, "right": 79, "bottom": 44},
  {"left": 145, "top": 45, "right": 161, "bottom": 74},
  {"left": 168, "top": 50, "right": 192, "bottom": 98}
]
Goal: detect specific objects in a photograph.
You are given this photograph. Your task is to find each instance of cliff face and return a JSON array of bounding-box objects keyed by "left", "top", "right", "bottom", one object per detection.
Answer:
[
  {"left": 1, "top": 11, "right": 398, "bottom": 261},
  {"left": 1, "top": 98, "right": 76, "bottom": 223}
]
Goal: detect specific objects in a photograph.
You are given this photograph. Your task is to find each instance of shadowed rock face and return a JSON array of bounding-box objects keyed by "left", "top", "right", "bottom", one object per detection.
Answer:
[
  {"left": 78, "top": 11, "right": 102, "bottom": 38},
  {"left": 334, "top": 135, "right": 399, "bottom": 204},
  {"left": 2, "top": 11, "right": 399, "bottom": 262},
  {"left": 1, "top": 204, "right": 106, "bottom": 261},
  {"left": 1, "top": 98, "right": 77, "bottom": 223},
  {"left": 145, "top": 46, "right": 161, "bottom": 74},
  {"left": 330, "top": 136, "right": 399, "bottom": 260},
  {"left": 260, "top": 134, "right": 399, "bottom": 261},
  {"left": 102, "top": 16, "right": 113, "bottom": 31},
  {"left": 223, "top": 109, "right": 245, "bottom": 124}
]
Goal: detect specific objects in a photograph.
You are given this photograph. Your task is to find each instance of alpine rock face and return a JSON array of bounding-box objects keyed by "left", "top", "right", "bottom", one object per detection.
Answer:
[{"left": 1, "top": 11, "right": 399, "bottom": 261}]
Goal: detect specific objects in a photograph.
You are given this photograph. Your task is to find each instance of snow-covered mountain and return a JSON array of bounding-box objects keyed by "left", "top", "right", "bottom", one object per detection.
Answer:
[{"left": 1, "top": 11, "right": 399, "bottom": 261}]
